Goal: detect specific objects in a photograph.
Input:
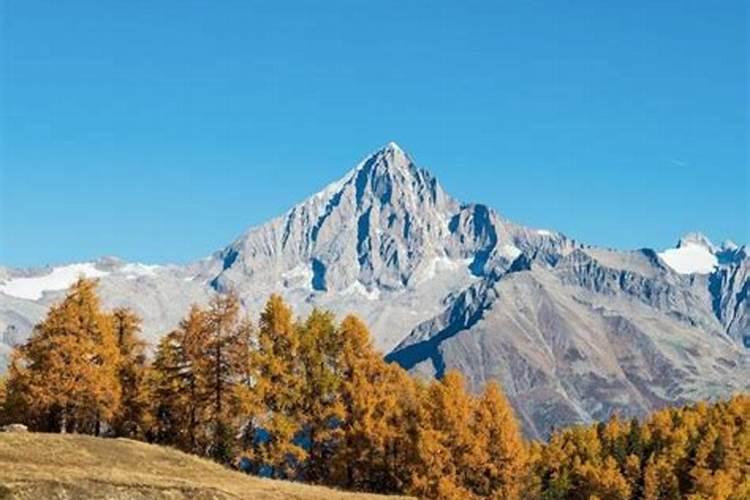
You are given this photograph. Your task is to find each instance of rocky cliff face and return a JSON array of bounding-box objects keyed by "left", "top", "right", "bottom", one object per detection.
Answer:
[
  {"left": 388, "top": 245, "right": 748, "bottom": 437},
  {"left": 2, "top": 143, "right": 748, "bottom": 437},
  {"left": 211, "top": 143, "right": 466, "bottom": 294}
]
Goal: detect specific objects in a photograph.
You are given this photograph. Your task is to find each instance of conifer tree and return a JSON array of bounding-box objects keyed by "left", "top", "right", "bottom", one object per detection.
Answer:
[
  {"left": 470, "top": 381, "right": 528, "bottom": 499},
  {"left": 4, "top": 284, "right": 749, "bottom": 500},
  {"left": 623, "top": 453, "right": 643, "bottom": 498},
  {"left": 532, "top": 394, "right": 750, "bottom": 500},
  {"left": 6, "top": 278, "right": 121, "bottom": 434},
  {"left": 144, "top": 332, "right": 183, "bottom": 445},
  {"left": 576, "top": 455, "right": 631, "bottom": 499},
  {"left": 111, "top": 307, "right": 147, "bottom": 437},
  {"left": 409, "top": 371, "right": 477, "bottom": 499},
  {"left": 297, "top": 308, "right": 345, "bottom": 483},
  {"left": 145, "top": 305, "right": 209, "bottom": 453},
  {"left": 643, "top": 456, "right": 680, "bottom": 500},
  {"left": 245, "top": 294, "right": 305, "bottom": 478},
  {"left": 0, "top": 374, "right": 7, "bottom": 425},
  {"left": 600, "top": 415, "right": 628, "bottom": 465},
  {"left": 203, "top": 291, "right": 251, "bottom": 463},
  {"left": 627, "top": 417, "right": 645, "bottom": 461},
  {"left": 329, "top": 315, "right": 417, "bottom": 493}
]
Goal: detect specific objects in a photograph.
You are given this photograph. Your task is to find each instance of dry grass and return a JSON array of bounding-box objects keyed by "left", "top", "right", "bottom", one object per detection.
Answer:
[{"left": 0, "top": 433, "right": 409, "bottom": 499}]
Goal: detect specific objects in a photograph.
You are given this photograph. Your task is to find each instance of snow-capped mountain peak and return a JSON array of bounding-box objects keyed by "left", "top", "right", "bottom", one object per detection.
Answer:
[
  {"left": 659, "top": 232, "right": 718, "bottom": 275},
  {"left": 0, "top": 263, "right": 109, "bottom": 300},
  {"left": 676, "top": 232, "right": 716, "bottom": 252},
  {"left": 720, "top": 240, "right": 739, "bottom": 252},
  {"left": 211, "top": 143, "right": 468, "bottom": 299},
  {"left": 2, "top": 143, "right": 748, "bottom": 439},
  {"left": 294, "top": 142, "right": 432, "bottom": 216},
  {"left": 0, "top": 259, "right": 166, "bottom": 301}
]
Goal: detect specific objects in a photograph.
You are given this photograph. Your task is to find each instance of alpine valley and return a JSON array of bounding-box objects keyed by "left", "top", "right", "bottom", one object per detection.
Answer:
[{"left": 2, "top": 143, "right": 748, "bottom": 438}]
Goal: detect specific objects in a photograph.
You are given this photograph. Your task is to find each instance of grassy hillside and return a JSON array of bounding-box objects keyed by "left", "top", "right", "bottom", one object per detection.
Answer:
[{"left": 0, "top": 433, "right": 407, "bottom": 500}]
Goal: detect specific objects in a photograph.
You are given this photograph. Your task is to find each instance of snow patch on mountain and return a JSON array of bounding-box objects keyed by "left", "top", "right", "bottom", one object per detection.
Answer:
[
  {"left": 342, "top": 281, "right": 381, "bottom": 300},
  {"left": 500, "top": 244, "right": 522, "bottom": 261},
  {"left": 0, "top": 263, "right": 109, "bottom": 300},
  {"left": 677, "top": 232, "right": 716, "bottom": 252},
  {"left": 121, "top": 263, "right": 161, "bottom": 279},
  {"left": 281, "top": 264, "right": 314, "bottom": 287},
  {"left": 659, "top": 243, "right": 718, "bottom": 274},
  {"left": 419, "top": 256, "right": 471, "bottom": 282}
]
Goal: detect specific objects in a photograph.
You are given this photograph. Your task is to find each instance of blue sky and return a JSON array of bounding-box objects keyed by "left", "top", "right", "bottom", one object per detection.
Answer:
[{"left": 1, "top": 1, "right": 747, "bottom": 267}]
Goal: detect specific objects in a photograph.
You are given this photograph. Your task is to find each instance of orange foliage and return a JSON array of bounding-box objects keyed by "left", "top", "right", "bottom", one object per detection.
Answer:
[{"left": 5, "top": 281, "right": 749, "bottom": 500}]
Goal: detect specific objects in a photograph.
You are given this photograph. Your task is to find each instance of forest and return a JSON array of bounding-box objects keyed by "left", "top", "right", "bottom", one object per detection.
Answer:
[{"left": 0, "top": 278, "right": 747, "bottom": 500}]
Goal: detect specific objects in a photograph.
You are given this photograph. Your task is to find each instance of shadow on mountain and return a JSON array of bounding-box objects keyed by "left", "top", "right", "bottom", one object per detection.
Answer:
[{"left": 386, "top": 300, "right": 489, "bottom": 379}]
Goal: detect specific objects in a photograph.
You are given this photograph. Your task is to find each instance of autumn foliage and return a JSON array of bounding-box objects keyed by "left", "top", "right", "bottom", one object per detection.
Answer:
[
  {"left": 530, "top": 396, "right": 750, "bottom": 500},
  {"left": 4, "top": 279, "right": 121, "bottom": 434},
  {"left": 1, "top": 278, "right": 748, "bottom": 499}
]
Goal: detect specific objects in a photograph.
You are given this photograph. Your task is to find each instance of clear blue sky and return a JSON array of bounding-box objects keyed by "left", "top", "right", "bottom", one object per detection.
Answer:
[{"left": 1, "top": 1, "right": 747, "bottom": 267}]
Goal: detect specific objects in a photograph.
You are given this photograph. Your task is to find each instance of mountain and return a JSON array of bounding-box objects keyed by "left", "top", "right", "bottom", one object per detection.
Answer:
[{"left": 1, "top": 142, "right": 748, "bottom": 438}]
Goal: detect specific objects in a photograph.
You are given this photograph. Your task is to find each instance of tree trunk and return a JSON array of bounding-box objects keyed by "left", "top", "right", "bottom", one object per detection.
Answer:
[
  {"left": 214, "top": 335, "right": 223, "bottom": 456},
  {"left": 189, "top": 376, "right": 197, "bottom": 451}
]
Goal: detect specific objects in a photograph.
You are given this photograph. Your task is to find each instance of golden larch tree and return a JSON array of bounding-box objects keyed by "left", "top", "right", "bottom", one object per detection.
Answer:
[
  {"left": 203, "top": 291, "right": 252, "bottom": 463},
  {"left": 470, "top": 381, "right": 529, "bottom": 499},
  {"left": 111, "top": 306, "right": 147, "bottom": 437},
  {"left": 409, "top": 371, "right": 477, "bottom": 499},
  {"left": 245, "top": 294, "right": 305, "bottom": 478},
  {"left": 145, "top": 305, "right": 209, "bottom": 453},
  {"left": 6, "top": 278, "right": 121, "bottom": 434},
  {"left": 329, "top": 315, "right": 418, "bottom": 494},
  {"left": 297, "top": 308, "right": 345, "bottom": 483}
]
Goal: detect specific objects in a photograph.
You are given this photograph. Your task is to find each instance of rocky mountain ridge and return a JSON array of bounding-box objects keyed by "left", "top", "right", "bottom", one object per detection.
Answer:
[{"left": 2, "top": 142, "right": 748, "bottom": 437}]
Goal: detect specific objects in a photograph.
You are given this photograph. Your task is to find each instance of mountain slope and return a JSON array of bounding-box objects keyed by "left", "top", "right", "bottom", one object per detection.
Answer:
[
  {"left": 200, "top": 143, "right": 580, "bottom": 352},
  {"left": 387, "top": 248, "right": 748, "bottom": 437},
  {"left": 1, "top": 142, "right": 748, "bottom": 437}
]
